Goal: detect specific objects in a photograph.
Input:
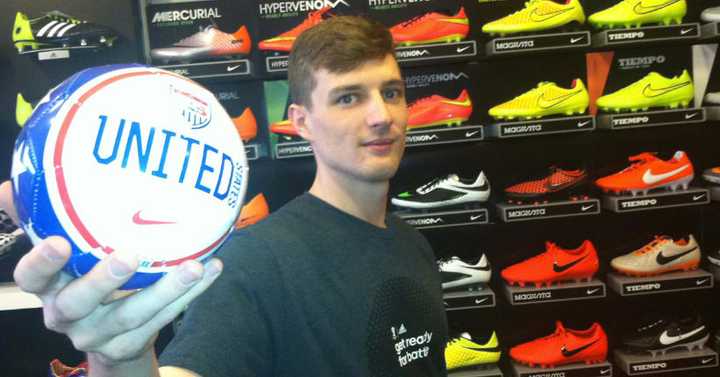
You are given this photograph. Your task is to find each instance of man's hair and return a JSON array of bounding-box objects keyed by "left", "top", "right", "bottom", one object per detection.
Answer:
[{"left": 288, "top": 15, "right": 395, "bottom": 109}]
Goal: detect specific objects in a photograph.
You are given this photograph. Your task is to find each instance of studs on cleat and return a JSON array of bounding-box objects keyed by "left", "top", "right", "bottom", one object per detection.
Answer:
[{"left": 80, "top": 38, "right": 88, "bottom": 46}]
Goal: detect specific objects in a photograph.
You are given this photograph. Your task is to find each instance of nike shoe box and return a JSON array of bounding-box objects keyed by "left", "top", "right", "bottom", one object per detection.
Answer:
[
  {"left": 365, "top": 0, "right": 481, "bottom": 67},
  {"left": 138, "top": 0, "right": 259, "bottom": 80},
  {"left": 254, "top": 0, "right": 364, "bottom": 78},
  {"left": 206, "top": 81, "right": 270, "bottom": 161}
]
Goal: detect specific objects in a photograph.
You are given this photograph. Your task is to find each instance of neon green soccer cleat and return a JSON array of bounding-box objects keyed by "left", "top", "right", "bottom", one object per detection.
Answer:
[
  {"left": 482, "top": 0, "right": 586, "bottom": 36},
  {"left": 596, "top": 70, "right": 693, "bottom": 112},
  {"left": 445, "top": 331, "right": 501, "bottom": 370},
  {"left": 15, "top": 93, "right": 34, "bottom": 127},
  {"left": 489, "top": 79, "right": 589, "bottom": 120},
  {"left": 588, "top": 0, "right": 686, "bottom": 29}
]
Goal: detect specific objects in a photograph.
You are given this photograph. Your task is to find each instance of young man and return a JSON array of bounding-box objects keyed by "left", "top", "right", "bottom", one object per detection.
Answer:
[{"left": 4, "top": 15, "right": 448, "bottom": 377}]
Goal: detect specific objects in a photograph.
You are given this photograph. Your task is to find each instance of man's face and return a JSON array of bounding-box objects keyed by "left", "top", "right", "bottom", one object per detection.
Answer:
[{"left": 292, "top": 54, "right": 408, "bottom": 184}]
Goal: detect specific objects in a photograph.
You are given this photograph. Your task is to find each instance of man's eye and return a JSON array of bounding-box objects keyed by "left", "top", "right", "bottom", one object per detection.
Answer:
[
  {"left": 336, "top": 94, "right": 356, "bottom": 105},
  {"left": 383, "top": 88, "right": 404, "bottom": 100}
]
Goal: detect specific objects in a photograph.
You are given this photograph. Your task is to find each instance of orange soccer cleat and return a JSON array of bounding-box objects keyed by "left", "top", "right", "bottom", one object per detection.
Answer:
[
  {"left": 258, "top": 7, "right": 331, "bottom": 52},
  {"left": 235, "top": 193, "right": 270, "bottom": 229},
  {"left": 407, "top": 89, "right": 473, "bottom": 129},
  {"left": 269, "top": 119, "right": 298, "bottom": 136},
  {"left": 510, "top": 321, "right": 608, "bottom": 368},
  {"left": 151, "top": 24, "right": 251, "bottom": 63},
  {"left": 501, "top": 240, "right": 599, "bottom": 288},
  {"left": 233, "top": 107, "right": 257, "bottom": 142},
  {"left": 390, "top": 7, "right": 469, "bottom": 46},
  {"left": 595, "top": 151, "right": 694, "bottom": 196}
]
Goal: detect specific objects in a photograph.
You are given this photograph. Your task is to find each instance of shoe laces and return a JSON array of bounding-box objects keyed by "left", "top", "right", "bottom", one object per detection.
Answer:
[
  {"left": 408, "top": 95, "right": 439, "bottom": 109},
  {"left": 620, "top": 152, "right": 657, "bottom": 173},
  {"left": 635, "top": 235, "right": 669, "bottom": 255},
  {"left": 46, "top": 11, "right": 82, "bottom": 24},
  {"left": 418, "top": 175, "right": 454, "bottom": 194},
  {"left": 511, "top": 82, "right": 555, "bottom": 101},
  {"left": 399, "top": 11, "right": 435, "bottom": 27}
]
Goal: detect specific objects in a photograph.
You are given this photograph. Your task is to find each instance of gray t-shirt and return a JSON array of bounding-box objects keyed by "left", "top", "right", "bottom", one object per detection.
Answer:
[{"left": 160, "top": 193, "right": 448, "bottom": 376}]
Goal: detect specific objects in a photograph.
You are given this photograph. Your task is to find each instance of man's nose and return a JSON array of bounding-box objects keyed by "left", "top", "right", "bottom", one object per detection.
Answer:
[{"left": 365, "top": 92, "right": 392, "bottom": 128}]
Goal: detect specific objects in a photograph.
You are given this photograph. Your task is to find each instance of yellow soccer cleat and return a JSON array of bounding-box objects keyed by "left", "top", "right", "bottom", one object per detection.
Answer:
[
  {"left": 596, "top": 70, "right": 693, "bottom": 112},
  {"left": 16, "top": 93, "right": 34, "bottom": 127},
  {"left": 489, "top": 79, "right": 589, "bottom": 120},
  {"left": 482, "top": 0, "right": 586, "bottom": 36},
  {"left": 588, "top": 0, "right": 686, "bottom": 29},
  {"left": 445, "top": 331, "right": 501, "bottom": 370}
]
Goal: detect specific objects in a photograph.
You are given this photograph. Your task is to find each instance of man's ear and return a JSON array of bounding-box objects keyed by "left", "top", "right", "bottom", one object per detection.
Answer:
[{"left": 288, "top": 103, "right": 313, "bottom": 141}]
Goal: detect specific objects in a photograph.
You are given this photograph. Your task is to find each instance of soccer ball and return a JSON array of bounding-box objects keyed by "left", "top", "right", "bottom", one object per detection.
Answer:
[{"left": 11, "top": 64, "right": 248, "bottom": 289}]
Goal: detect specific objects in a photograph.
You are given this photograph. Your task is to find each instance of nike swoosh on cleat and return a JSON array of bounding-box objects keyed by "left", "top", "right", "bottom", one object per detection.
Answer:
[
  {"left": 457, "top": 46, "right": 471, "bottom": 53},
  {"left": 529, "top": 7, "right": 574, "bottom": 22},
  {"left": 641, "top": 164, "right": 690, "bottom": 185},
  {"left": 132, "top": 211, "right": 175, "bottom": 225},
  {"left": 570, "top": 37, "right": 584, "bottom": 43},
  {"left": 658, "top": 326, "right": 705, "bottom": 345},
  {"left": 553, "top": 254, "right": 587, "bottom": 273},
  {"left": 537, "top": 90, "right": 581, "bottom": 109},
  {"left": 633, "top": 0, "right": 682, "bottom": 15},
  {"left": 442, "top": 98, "right": 472, "bottom": 107},
  {"left": 561, "top": 339, "right": 599, "bottom": 357},
  {"left": 655, "top": 246, "right": 698, "bottom": 265},
  {"left": 641, "top": 81, "right": 691, "bottom": 98}
]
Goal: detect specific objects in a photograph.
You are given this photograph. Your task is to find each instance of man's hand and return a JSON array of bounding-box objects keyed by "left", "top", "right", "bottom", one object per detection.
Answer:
[{"left": 0, "top": 181, "right": 222, "bottom": 370}]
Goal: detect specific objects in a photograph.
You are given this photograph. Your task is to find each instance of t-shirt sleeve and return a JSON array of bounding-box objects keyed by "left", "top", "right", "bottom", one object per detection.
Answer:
[{"left": 159, "top": 231, "right": 282, "bottom": 377}]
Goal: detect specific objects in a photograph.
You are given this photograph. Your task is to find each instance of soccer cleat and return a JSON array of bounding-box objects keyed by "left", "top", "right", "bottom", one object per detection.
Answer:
[
  {"left": 235, "top": 193, "right": 269, "bottom": 230},
  {"left": 510, "top": 321, "right": 608, "bottom": 368},
  {"left": 596, "top": 71, "right": 693, "bottom": 112},
  {"left": 702, "top": 167, "right": 720, "bottom": 185},
  {"left": 588, "top": 0, "right": 686, "bottom": 29},
  {"left": 233, "top": 107, "right": 257, "bottom": 142},
  {"left": 705, "top": 91, "right": 720, "bottom": 105},
  {"left": 702, "top": 7, "right": 720, "bottom": 23},
  {"left": 13, "top": 11, "right": 117, "bottom": 53},
  {"left": 488, "top": 79, "right": 589, "bottom": 120},
  {"left": 269, "top": 119, "right": 298, "bottom": 137},
  {"left": 150, "top": 24, "right": 251, "bottom": 63},
  {"left": 595, "top": 151, "right": 694, "bottom": 195},
  {"left": 482, "top": 0, "right": 586, "bottom": 36},
  {"left": 610, "top": 235, "right": 700, "bottom": 277},
  {"left": 707, "top": 248, "right": 720, "bottom": 267},
  {"left": 0, "top": 229, "right": 28, "bottom": 260},
  {"left": 407, "top": 89, "right": 473, "bottom": 129},
  {"left": 391, "top": 171, "right": 490, "bottom": 209},
  {"left": 390, "top": 7, "right": 469, "bottom": 46},
  {"left": 501, "top": 240, "right": 599, "bottom": 288},
  {"left": 505, "top": 166, "right": 588, "bottom": 203},
  {"left": 445, "top": 331, "right": 501, "bottom": 370},
  {"left": 622, "top": 315, "right": 709, "bottom": 357},
  {"left": 49, "top": 359, "right": 88, "bottom": 377},
  {"left": 258, "top": 7, "right": 331, "bottom": 52},
  {"left": 16, "top": 93, "right": 34, "bottom": 127},
  {"left": 439, "top": 254, "right": 491, "bottom": 291}
]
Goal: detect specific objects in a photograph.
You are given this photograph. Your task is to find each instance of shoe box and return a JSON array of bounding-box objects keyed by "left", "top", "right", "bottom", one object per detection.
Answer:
[
  {"left": 587, "top": 45, "right": 698, "bottom": 130},
  {"left": 253, "top": 0, "right": 363, "bottom": 78},
  {"left": 138, "top": 0, "right": 260, "bottom": 79}
]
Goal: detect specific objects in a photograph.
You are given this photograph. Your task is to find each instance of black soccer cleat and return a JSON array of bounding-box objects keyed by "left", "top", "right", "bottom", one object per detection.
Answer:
[{"left": 13, "top": 11, "right": 117, "bottom": 53}]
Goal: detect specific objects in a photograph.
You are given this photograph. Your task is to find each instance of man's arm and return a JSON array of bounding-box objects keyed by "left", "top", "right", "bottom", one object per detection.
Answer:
[{"left": 0, "top": 181, "right": 220, "bottom": 377}]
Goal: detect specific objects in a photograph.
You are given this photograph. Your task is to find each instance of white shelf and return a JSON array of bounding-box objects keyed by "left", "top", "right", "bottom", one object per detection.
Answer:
[{"left": 0, "top": 282, "right": 41, "bottom": 310}]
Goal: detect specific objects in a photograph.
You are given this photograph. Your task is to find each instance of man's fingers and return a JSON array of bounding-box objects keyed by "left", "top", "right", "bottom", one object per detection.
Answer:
[
  {"left": 14, "top": 236, "right": 71, "bottom": 294},
  {"left": 98, "top": 259, "right": 223, "bottom": 357},
  {"left": 53, "top": 250, "right": 139, "bottom": 322},
  {"left": 0, "top": 181, "right": 19, "bottom": 224},
  {"left": 102, "top": 258, "right": 222, "bottom": 336}
]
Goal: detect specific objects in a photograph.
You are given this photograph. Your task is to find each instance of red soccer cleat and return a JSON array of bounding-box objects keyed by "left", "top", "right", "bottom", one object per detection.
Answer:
[
  {"left": 595, "top": 151, "right": 694, "bottom": 196},
  {"left": 407, "top": 89, "right": 472, "bottom": 129},
  {"left": 269, "top": 119, "right": 298, "bottom": 137},
  {"left": 235, "top": 193, "right": 270, "bottom": 229},
  {"left": 233, "top": 107, "right": 257, "bottom": 142},
  {"left": 390, "top": 7, "right": 469, "bottom": 46},
  {"left": 258, "top": 7, "right": 331, "bottom": 52},
  {"left": 510, "top": 321, "right": 608, "bottom": 368},
  {"left": 501, "top": 240, "right": 599, "bottom": 287}
]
